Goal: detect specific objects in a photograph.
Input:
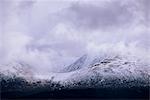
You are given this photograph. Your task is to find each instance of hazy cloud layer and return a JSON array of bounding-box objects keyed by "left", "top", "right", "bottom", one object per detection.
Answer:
[{"left": 0, "top": 0, "right": 149, "bottom": 74}]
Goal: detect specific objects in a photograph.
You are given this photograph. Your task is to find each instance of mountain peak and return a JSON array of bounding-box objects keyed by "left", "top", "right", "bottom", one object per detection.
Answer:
[
  {"left": 61, "top": 55, "right": 87, "bottom": 72},
  {"left": 0, "top": 61, "right": 33, "bottom": 79}
]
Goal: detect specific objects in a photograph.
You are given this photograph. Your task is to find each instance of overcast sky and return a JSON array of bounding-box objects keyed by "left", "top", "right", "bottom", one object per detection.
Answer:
[{"left": 0, "top": 0, "right": 149, "bottom": 73}]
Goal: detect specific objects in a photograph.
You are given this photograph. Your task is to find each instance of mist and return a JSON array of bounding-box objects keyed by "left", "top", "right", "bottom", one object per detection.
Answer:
[{"left": 0, "top": 0, "right": 150, "bottom": 76}]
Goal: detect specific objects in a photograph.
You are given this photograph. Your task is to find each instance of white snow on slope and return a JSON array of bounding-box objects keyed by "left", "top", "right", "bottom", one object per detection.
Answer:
[
  {"left": 0, "top": 62, "right": 34, "bottom": 80},
  {"left": 0, "top": 50, "right": 150, "bottom": 85}
]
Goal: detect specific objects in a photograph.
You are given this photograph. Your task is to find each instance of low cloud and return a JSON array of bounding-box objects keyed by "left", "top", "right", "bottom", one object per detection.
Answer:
[{"left": 0, "top": 0, "right": 149, "bottom": 74}]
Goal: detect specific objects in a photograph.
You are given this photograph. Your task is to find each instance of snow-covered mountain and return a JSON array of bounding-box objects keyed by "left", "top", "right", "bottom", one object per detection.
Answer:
[
  {"left": 61, "top": 55, "right": 87, "bottom": 72},
  {"left": 68, "top": 54, "right": 150, "bottom": 81},
  {"left": 0, "top": 62, "right": 33, "bottom": 79},
  {"left": 0, "top": 53, "right": 149, "bottom": 87},
  {"left": 54, "top": 53, "right": 149, "bottom": 88}
]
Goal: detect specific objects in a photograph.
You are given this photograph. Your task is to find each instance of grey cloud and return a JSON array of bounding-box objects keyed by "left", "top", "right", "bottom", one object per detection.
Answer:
[
  {"left": 0, "top": 0, "right": 149, "bottom": 74},
  {"left": 64, "top": 1, "right": 134, "bottom": 31}
]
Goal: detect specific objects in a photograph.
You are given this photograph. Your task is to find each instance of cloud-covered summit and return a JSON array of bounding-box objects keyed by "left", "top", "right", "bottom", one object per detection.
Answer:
[{"left": 0, "top": 0, "right": 149, "bottom": 76}]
